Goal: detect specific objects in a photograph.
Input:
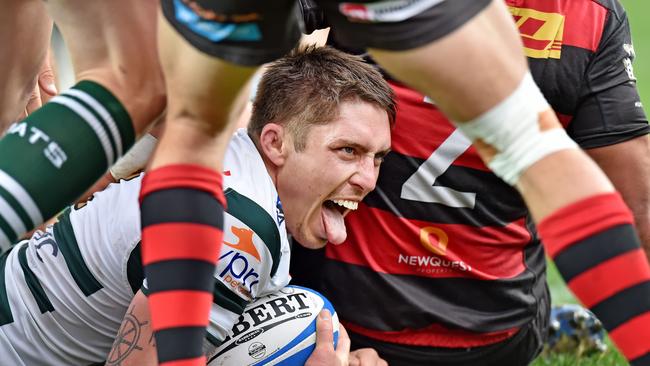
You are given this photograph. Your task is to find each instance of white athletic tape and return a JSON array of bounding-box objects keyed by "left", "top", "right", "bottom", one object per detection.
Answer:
[
  {"left": 109, "top": 133, "right": 157, "bottom": 180},
  {"left": 456, "top": 72, "right": 577, "bottom": 185}
]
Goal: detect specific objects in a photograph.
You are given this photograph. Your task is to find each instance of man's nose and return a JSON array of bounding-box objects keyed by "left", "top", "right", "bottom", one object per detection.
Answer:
[{"left": 350, "top": 156, "right": 378, "bottom": 193}]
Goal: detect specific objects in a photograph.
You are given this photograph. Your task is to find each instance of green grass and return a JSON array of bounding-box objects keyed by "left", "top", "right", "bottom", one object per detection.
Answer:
[
  {"left": 531, "top": 3, "right": 649, "bottom": 365},
  {"left": 530, "top": 262, "right": 628, "bottom": 366}
]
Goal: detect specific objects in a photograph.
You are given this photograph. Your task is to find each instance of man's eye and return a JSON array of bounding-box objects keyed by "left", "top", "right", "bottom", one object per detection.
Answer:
[{"left": 341, "top": 147, "right": 355, "bottom": 154}]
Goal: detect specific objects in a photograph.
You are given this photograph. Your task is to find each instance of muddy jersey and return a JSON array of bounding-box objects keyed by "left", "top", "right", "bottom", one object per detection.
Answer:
[
  {"left": 0, "top": 129, "right": 290, "bottom": 365},
  {"left": 291, "top": 0, "right": 648, "bottom": 348}
]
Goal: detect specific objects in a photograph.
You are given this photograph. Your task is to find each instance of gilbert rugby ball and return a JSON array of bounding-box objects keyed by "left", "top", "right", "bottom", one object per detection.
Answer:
[{"left": 208, "top": 286, "right": 339, "bottom": 365}]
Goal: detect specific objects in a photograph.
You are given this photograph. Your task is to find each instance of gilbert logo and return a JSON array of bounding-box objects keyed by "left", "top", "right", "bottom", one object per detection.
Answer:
[
  {"left": 508, "top": 6, "right": 564, "bottom": 59},
  {"left": 224, "top": 226, "right": 261, "bottom": 261},
  {"left": 419, "top": 226, "right": 448, "bottom": 256}
]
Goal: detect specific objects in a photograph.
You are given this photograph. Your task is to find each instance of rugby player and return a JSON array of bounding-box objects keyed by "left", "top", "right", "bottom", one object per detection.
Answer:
[
  {"left": 148, "top": 1, "right": 650, "bottom": 363},
  {"left": 292, "top": 0, "right": 650, "bottom": 365},
  {"left": 0, "top": 0, "right": 165, "bottom": 251},
  {"left": 1, "top": 1, "right": 647, "bottom": 365},
  {"left": 0, "top": 46, "right": 392, "bottom": 366}
]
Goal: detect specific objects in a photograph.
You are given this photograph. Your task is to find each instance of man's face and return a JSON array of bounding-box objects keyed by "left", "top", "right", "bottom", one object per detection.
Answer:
[{"left": 276, "top": 100, "right": 391, "bottom": 249}]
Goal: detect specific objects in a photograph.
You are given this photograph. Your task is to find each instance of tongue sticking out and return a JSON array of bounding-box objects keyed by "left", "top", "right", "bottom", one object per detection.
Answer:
[{"left": 322, "top": 205, "right": 347, "bottom": 245}]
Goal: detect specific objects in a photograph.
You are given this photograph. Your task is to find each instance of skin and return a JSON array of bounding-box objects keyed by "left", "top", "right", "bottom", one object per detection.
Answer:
[
  {"left": 1, "top": 0, "right": 164, "bottom": 134},
  {"left": 586, "top": 136, "right": 650, "bottom": 260},
  {"left": 368, "top": 0, "right": 614, "bottom": 222},
  {"left": 108, "top": 292, "right": 384, "bottom": 366},
  {"left": 43, "top": 0, "right": 165, "bottom": 132},
  {"left": 108, "top": 99, "right": 391, "bottom": 365},
  {"left": 259, "top": 101, "right": 392, "bottom": 248},
  {"left": 150, "top": 9, "right": 257, "bottom": 172},
  {"left": 0, "top": 0, "right": 52, "bottom": 131}
]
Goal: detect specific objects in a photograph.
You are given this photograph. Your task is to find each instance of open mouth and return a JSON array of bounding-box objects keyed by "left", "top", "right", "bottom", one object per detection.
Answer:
[
  {"left": 320, "top": 199, "right": 359, "bottom": 245},
  {"left": 323, "top": 199, "right": 358, "bottom": 215}
]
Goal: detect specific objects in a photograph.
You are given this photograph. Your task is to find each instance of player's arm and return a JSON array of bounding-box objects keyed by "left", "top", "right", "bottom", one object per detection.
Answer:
[
  {"left": 568, "top": 4, "right": 650, "bottom": 260},
  {"left": 106, "top": 290, "right": 157, "bottom": 366},
  {"left": 586, "top": 137, "right": 650, "bottom": 260}
]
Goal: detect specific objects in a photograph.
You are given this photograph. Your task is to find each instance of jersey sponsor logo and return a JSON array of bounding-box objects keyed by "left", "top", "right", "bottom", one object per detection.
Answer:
[
  {"left": 32, "top": 230, "right": 59, "bottom": 262},
  {"left": 339, "top": 0, "right": 444, "bottom": 23},
  {"left": 508, "top": 6, "right": 564, "bottom": 59},
  {"left": 179, "top": 0, "right": 261, "bottom": 23},
  {"left": 224, "top": 226, "right": 261, "bottom": 261},
  {"left": 219, "top": 226, "right": 262, "bottom": 297},
  {"left": 275, "top": 196, "right": 285, "bottom": 226},
  {"left": 623, "top": 43, "right": 637, "bottom": 81},
  {"left": 397, "top": 226, "right": 472, "bottom": 274},
  {"left": 419, "top": 226, "right": 447, "bottom": 256},
  {"left": 173, "top": 0, "right": 262, "bottom": 43}
]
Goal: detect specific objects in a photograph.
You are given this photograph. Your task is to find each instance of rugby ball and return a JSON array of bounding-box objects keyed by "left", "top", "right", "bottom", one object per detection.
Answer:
[{"left": 208, "top": 286, "right": 339, "bottom": 365}]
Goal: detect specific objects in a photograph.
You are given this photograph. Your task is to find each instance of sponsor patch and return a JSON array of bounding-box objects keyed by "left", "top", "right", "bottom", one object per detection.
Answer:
[
  {"left": 508, "top": 6, "right": 564, "bottom": 59},
  {"left": 339, "top": 0, "right": 444, "bottom": 23}
]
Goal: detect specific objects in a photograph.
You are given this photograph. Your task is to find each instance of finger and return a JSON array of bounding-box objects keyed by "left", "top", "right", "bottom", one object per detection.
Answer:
[
  {"left": 335, "top": 323, "right": 351, "bottom": 365},
  {"left": 38, "top": 48, "right": 58, "bottom": 99},
  {"left": 356, "top": 348, "right": 381, "bottom": 366},
  {"left": 25, "top": 85, "right": 43, "bottom": 115},
  {"left": 314, "top": 310, "right": 334, "bottom": 351}
]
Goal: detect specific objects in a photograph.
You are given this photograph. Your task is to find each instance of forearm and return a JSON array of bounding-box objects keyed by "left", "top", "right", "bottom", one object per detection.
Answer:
[{"left": 106, "top": 291, "right": 158, "bottom": 366}]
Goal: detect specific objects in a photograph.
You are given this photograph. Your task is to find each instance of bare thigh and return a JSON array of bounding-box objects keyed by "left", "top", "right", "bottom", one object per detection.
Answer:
[
  {"left": 0, "top": 0, "right": 51, "bottom": 130},
  {"left": 44, "top": 0, "right": 165, "bottom": 132}
]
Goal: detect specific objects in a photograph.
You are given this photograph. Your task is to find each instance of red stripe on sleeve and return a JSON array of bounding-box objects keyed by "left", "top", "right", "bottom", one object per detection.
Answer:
[
  {"left": 148, "top": 290, "right": 213, "bottom": 330},
  {"left": 140, "top": 164, "right": 225, "bottom": 206},
  {"left": 160, "top": 356, "right": 207, "bottom": 366},
  {"left": 567, "top": 249, "right": 650, "bottom": 308},
  {"left": 537, "top": 193, "right": 633, "bottom": 258},
  {"left": 142, "top": 223, "right": 222, "bottom": 265},
  {"left": 609, "top": 312, "right": 650, "bottom": 361}
]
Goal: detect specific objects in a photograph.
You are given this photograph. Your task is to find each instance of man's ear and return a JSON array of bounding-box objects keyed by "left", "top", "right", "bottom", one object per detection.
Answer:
[{"left": 259, "top": 123, "right": 289, "bottom": 166}]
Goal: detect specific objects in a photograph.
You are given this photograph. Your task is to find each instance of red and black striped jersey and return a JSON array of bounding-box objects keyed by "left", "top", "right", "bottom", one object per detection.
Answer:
[{"left": 290, "top": 0, "right": 648, "bottom": 349}]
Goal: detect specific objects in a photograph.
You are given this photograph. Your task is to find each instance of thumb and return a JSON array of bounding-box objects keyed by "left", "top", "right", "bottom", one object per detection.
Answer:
[
  {"left": 38, "top": 49, "right": 58, "bottom": 97},
  {"left": 314, "top": 309, "right": 334, "bottom": 351},
  {"left": 38, "top": 68, "right": 57, "bottom": 96}
]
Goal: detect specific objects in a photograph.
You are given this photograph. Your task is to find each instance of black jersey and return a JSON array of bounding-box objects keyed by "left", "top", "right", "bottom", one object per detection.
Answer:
[{"left": 291, "top": 0, "right": 648, "bottom": 349}]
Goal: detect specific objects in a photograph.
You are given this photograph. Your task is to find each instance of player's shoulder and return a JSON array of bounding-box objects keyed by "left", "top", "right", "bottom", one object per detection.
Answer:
[{"left": 591, "top": 0, "right": 626, "bottom": 21}]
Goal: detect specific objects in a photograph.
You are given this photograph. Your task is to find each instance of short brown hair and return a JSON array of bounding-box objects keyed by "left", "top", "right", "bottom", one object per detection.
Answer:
[{"left": 248, "top": 45, "right": 395, "bottom": 151}]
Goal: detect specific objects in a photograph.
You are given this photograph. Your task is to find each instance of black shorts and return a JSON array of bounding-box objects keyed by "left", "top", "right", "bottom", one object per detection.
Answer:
[
  {"left": 346, "top": 288, "right": 551, "bottom": 366},
  {"left": 161, "top": 0, "right": 491, "bottom": 66}
]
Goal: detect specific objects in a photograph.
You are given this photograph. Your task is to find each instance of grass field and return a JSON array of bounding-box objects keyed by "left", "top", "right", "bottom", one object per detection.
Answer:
[{"left": 531, "top": 2, "right": 649, "bottom": 365}]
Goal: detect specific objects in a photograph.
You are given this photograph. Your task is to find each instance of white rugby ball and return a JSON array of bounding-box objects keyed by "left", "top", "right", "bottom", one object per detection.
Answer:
[{"left": 208, "top": 285, "right": 339, "bottom": 366}]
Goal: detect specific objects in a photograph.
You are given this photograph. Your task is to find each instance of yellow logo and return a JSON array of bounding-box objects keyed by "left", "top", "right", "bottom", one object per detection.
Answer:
[
  {"left": 419, "top": 227, "right": 448, "bottom": 256},
  {"left": 508, "top": 6, "right": 564, "bottom": 59}
]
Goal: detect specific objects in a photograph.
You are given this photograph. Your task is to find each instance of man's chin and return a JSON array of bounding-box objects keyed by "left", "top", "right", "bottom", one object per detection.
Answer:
[{"left": 295, "top": 234, "right": 328, "bottom": 249}]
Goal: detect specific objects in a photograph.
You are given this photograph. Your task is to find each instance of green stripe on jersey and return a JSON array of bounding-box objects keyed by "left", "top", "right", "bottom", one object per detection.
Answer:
[
  {"left": 213, "top": 279, "right": 248, "bottom": 315},
  {"left": 53, "top": 209, "right": 103, "bottom": 296},
  {"left": 0, "top": 215, "right": 17, "bottom": 246},
  {"left": 224, "top": 188, "right": 281, "bottom": 277},
  {"left": 18, "top": 245, "right": 54, "bottom": 313},
  {"left": 127, "top": 243, "right": 144, "bottom": 295},
  {"left": 206, "top": 332, "right": 222, "bottom": 348},
  {"left": 0, "top": 249, "right": 13, "bottom": 325},
  {"left": 0, "top": 183, "right": 34, "bottom": 231}
]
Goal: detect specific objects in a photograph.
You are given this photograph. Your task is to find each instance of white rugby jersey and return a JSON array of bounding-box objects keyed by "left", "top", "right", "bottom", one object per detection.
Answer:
[{"left": 0, "top": 129, "right": 291, "bottom": 365}]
